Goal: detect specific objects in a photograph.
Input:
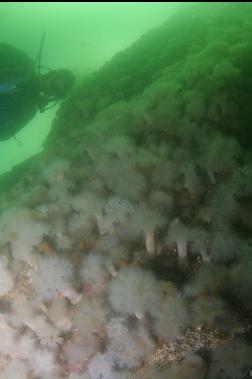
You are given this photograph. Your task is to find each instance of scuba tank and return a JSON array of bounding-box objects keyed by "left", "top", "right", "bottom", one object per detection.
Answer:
[{"left": 0, "top": 31, "right": 46, "bottom": 98}]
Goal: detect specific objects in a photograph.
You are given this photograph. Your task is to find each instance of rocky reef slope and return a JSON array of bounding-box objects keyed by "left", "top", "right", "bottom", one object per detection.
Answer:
[{"left": 0, "top": 4, "right": 252, "bottom": 379}]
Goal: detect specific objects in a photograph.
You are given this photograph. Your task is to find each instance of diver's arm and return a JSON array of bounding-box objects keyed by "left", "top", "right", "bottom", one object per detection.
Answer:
[{"left": 0, "top": 102, "right": 37, "bottom": 141}]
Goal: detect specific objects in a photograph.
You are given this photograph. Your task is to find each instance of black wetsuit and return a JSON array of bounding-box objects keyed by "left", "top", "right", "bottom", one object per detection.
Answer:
[{"left": 0, "top": 43, "right": 41, "bottom": 140}]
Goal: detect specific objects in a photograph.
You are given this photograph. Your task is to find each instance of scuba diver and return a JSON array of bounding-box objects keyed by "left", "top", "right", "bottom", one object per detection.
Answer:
[{"left": 0, "top": 37, "right": 75, "bottom": 141}]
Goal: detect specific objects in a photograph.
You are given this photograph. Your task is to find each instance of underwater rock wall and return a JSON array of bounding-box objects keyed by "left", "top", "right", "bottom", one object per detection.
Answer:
[
  {"left": 0, "top": 3, "right": 252, "bottom": 379},
  {"left": 46, "top": 2, "right": 252, "bottom": 152}
]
